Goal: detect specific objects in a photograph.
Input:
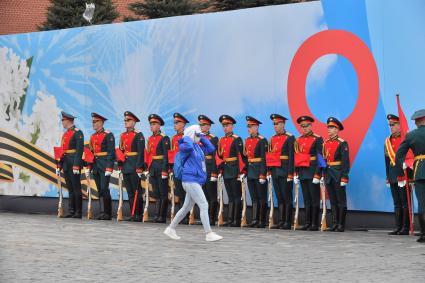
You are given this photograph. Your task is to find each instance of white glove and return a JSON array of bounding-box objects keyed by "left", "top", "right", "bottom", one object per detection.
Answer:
[
  {"left": 259, "top": 179, "right": 266, "bottom": 184},
  {"left": 312, "top": 177, "right": 320, "bottom": 184},
  {"left": 287, "top": 178, "right": 293, "bottom": 182},
  {"left": 161, "top": 174, "right": 168, "bottom": 179},
  {"left": 293, "top": 176, "right": 299, "bottom": 185},
  {"left": 403, "top": 162, "right": 407, "bottom": 170},
  {"left": 218, "top": 173, "right": 222, "bottom": 179},
  {"left": 137, "top": 172, "right": 142, "bottom": 178},
  {"left": 105, "top": 171, "right": 112, "bottom": 177},
  {"left": 169, "top": 172, "right": 174, "bottom": 177},
  {"left": 340, "top": 182, "right": 348, "bottom": 187},
  {"left": 386, "top": 182, "right": 390, "bottom": 188},
  {"left": 267, "top": 175, "right": 272, "bottom": 182},
  {"left": 210, "top": 176, "right": 217, "bottom": 182},
  {"left": 143, "top": 171, "right": 149, "bottom": 177},
  {"left": 73, "top": 169, "right": 80, "bottom": 175},
  {"left": 320, "top": 177, "right": 325, "bottom": 186},
  {"left": 55, "top": 168, "right": 60, "bottom": 175},
  {"left": 398, "top": 180, "right": 406, "bottom": 187},
  {"left": 238, "top": 174, "right": 246, "bottom": 182}
]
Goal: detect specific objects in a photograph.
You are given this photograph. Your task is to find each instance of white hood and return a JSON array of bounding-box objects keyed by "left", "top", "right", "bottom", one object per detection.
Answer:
[{"left": 184, "top": 124, "right": 202, "bottom": 142}]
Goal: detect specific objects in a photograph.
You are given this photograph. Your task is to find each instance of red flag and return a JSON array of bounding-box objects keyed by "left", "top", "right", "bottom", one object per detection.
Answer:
[{"left": 396, "top": 94, "right": 414, "bottom": 168}]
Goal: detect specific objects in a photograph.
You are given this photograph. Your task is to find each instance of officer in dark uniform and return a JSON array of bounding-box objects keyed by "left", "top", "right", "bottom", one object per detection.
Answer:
[
  {"left": 58, "top": 111, "right": 84, "bottom": 218},
  {"left": 294, "top": 116, "right": 323, "bottom": 231},
  {"left": 170, "top": 113, "right": 190, "bottom": 223},
  {"left": 118, "top": 111, "right": 145, "bottom": 222},
  {"left": 268, "top": 114, "right": 295, "bottom": 229},
  {"left": 384, "top": 114, "right": 411, "bottom": 235},
  {"left": 198, "top": 115, "right": 219, "bottom": 225},
  {"left": 395, "top": 109, "right": 425, "bottom": 243},
  {"left": 147, "top": 114, "right": 170, "bottom": 223},
  {"left": 242, "top": 116, "right": 268, "bottom": 228},
  {"left": 88, "top": 113, "right": 115, "bottom": 220},
  {"left": 218, "top": 115, "right": 244, "bottom": 227},
  {"left": 323, "top": 117, "right": 350, "bottom": 232}
]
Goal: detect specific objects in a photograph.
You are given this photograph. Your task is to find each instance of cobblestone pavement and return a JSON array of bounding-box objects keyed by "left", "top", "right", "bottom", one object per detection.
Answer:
[{"left": 0, "top": 213, "right": 424, "bottom": 282}]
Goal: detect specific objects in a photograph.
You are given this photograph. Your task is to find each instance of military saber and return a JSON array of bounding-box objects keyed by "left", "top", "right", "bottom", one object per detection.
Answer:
[
  {"left": 320, "top": 180, "right": 328, "bottom": 231},
  {"left": 217, "top": 175, "right": 224, "bottom": 226},
  {"left": 169, "top": 175, "right": 176, "bottom": 221},
  {"left": 142, "top": 174, "right": 150, "bottom": 222},
  {"left": 404, "top": 169, "right": 414, "bottom": 235},
  {"left": 117, "top": 172, "right": 123, "bottom": 221},
  {"left": 268, "top": 179, "right": 275, "bottom": 229},
  {"left": 241, "top": 178, "right": 247, "bottom": 227},
  {"left": 293, "top": 182, "right": 300, "bottom": 230},
  {"left": 56, "top": 168, "right": 64, "bottom": 218},
  {"left": 85, "top": 169, "right": 93, "bottom": 220}
]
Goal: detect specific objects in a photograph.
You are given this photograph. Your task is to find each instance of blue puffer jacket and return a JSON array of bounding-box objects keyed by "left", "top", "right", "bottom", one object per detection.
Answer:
[{"left": 178, "top": 136, "right": 215, "bottom": 185}]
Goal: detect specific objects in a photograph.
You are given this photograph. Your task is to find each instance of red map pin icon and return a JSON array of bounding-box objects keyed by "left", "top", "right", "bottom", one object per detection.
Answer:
[{"left": 287, "top": 29, "right": 379, "bottom": 164}]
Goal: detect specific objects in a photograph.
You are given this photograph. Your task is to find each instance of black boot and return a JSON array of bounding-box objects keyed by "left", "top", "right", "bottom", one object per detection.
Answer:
[
  {"left": 388, "top": 207, "right": 402, "bottom": 235},
  {"left": 152, "top": 200, "right": 161, "bottom": 223},
  {"left": 281, "top": 204, "right": 293, "bottom": 230},
  {"left": 209, "top": 201, "right": 218, "bottom": 226},
  {"left": 256, "top": 201, "right": 267, "bottom": 228},
  {"left": 398, "top": 207, "right": 410, "bottom": 235},
  {"left": 417, "top": 213, "right": 425, "bottom": 243},
  {"left": 336, "top": 207, "right": 347, "bottom": 232},
  {"left": 103, "top": 195, "right": 112, "bottom": 220},
  {"left": 97, "top": 197, "right": 105, "bottom": 220},
  {"left": 249, "top": 202, "right": 259, "bottom": 227},
  {"left": 133, "top": 192, "right": 143, "bottom": 222},
  {"left": 272, "top": 204, "right": 284, "bottom": 229},
  {"left": 327, "top": 206, "right": 339, "bottom": 232},
  {"left": 308, "top": 206, "right": 319, "bottom": 231},
  {"left": 64, "top": 192, "right": 75, "bottom": 218},
  {"left": 72, "top": 195, "right": 82, "bottom": 218},
  {"left": 157, "top": 199, "right": 168, "bottom": 223},
  {"left": 231, "top": 202, "right": 242, "bottom": 227},
  {"left": 224, "top": 202, "right": 234, "bottom": 226},
  {"left": 300, "top": 206, "right": 311, "bottom": 230}
]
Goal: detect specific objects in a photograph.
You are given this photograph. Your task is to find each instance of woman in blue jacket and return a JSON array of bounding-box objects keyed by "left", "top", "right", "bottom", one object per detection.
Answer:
[{"left": 164, "top": 125, "right": 223, "bottom": 242}]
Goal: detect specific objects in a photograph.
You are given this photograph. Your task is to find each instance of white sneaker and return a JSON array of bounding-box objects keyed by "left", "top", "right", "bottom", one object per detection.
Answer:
[
  {"left": 164, "top": 227, "right": 181, "bottom": 240},
  {"left": 205, "top": 232, "right": 223, "bottom": 242}
]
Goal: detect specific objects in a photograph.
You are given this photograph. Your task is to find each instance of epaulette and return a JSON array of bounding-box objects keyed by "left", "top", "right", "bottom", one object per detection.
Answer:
[
  {"left": 74, "top": 128, "right": 79, "bottom": 131},
  {"left": 337, "top": 137, "right": 345, "bottom": 143},
  {"left": 313, "top": 133, "right": 321, "bottom": 138},
  {"left": 285, "top": 132, "right": 293, "bottom": 137},
  {"left": 209, "top": 133, "right": 215, "bottom": 138},
  {"left": 104, "top": 130, "right": 110, "bottom": 134},
  {"left": 232, "top": 134, "right": 239, "bottom": 138},
  {"left": 161, "top": 132, "right": 166, "bottom": 137},
  {"left": 258, "top": 135, "right": 264, "bottom": 139}
]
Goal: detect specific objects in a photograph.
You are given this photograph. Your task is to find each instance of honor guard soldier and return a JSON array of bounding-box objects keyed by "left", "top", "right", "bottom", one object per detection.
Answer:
[
  {"left": 268, "top": 114, "right": 295, "bottom": 229},
  {"left": 294, "top": 116, "right": 324, "bottom": 231},
  {"left": 118, "top": 111, "right": 145, "bottom": 222},
  {"left": 384, "top": 114, "right": 411, "bottom": 235},
  {"left": 395, "top": 109, "right": 425, "bottom": 243},
  {"left": 147, "top": 114, "right": 170, "bottom": 223},
  {"left": 198, "top": 115, "right": 219, "bottom": 225},
  {"left": 170, "top": 113, "right": 190, "bottom": 223},
  {"left": 58, "top": 111, "right": 84, "bottom": 218},
  {"left": 88, "top": 113, "right": 115, "bottom": 220},
  {"left": 242, "top": 116, "right": 268, "bottom": 228},
  {"left": 323, "top": 117, "right": 350, "bottom": 232},
  {"left": 218, "top": 115, "right": 244, "bottom": 227}
]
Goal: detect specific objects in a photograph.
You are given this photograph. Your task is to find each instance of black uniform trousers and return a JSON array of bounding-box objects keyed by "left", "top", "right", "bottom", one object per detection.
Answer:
[
  {"left": 63, "top": 169, "right": 82, "bottom": 215},
  {"left": 300, "top": 179, "right": 320, "bottom": 208},
  {"left": 123, "top": 173, "right": 143, "bottom": 214},
  {"left": 224, "top": 178, "right": 242, "bottom": 205},
  {"left": 327, "top": 178, "right": 347, "bottom": 209},
  {"left": 273, "top": 177, "right": 293, "bottom": 206},
  {"left": 247, "top": 179, "right": 267, "bottom": 202}
]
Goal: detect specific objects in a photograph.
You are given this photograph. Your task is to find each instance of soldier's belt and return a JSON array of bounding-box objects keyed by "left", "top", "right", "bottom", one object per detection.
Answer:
[
  {"left": 310, "top": 156, "right": 317, "bottom": 160},
  {"left": 125, "top": 152, "right": 138, "bottom": 157},
  {"left": 414, "top": 155, "right": 425, "bottom": 161},
  {"left": 152, "top": 155, "right": 164, "bottom": 160},
  {"left": 94, "top": 152, "right": 108, "bottom": 157},
  {"left": 205, "top": 155, "right": 213, "bottom": 160},
  {"left": 327, "top": 161, "right": 342, "bottom": 166},
  {"left": 64, "top": 149, "right": 76, "bottom": 154},
  {"left": 280, "top": 155, "right": 289, "bottom": 160},
  {"left": 248, "top": 158, "right": 262, "bottom": 163},
  {"left": 224, "top": 157, "right": 237, "bottom": 162}
]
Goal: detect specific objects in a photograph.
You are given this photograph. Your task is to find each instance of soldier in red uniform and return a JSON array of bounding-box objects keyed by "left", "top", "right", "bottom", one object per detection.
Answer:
[
  {"left": 170, "top": 113, "right": 190, "bottom": 224},
  {"left": 198, "top": 115, "right": 219, "bottom": 225},
  {"left": 268, "top": 114, "right": 295, "bottom": 229},
  {"left": 88, "top": 113, "right": 115, "bottom": 220},
  {"left": 384, "top": 114, "right": 410, "bottom": 235},
  {"left": 58, "top": 111, "right": 84, "bottom": 218},
  {"left": 218, "top": 115, "right": 244, "bottom": 227},
  {"left": 323, "top": 117, "right": 350, "bottom": 232},
  {"left": 242, "top": 116, "right": 268, "bottom": 228},
  {"left": 147, "top": 114, "right": 170, "bottom": 223},
  {"left": 117, "top": 111, "right": 145, "bottom": 222},
  {"left": 294, "top": 116, "right": 323, "bottom": 231}
]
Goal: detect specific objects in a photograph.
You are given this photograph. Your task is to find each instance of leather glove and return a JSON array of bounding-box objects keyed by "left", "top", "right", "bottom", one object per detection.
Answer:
[
  {"left": 238, "top": 174, "right": 246, "bottom": 182},
  {"left": 55, "top": 168, "right": 60, "bottom": 175},
  {"left": 105, "top": 171, "right": 112, "bottom": 177},
  {"left": 73, "top": 169, "right": 80, "bottom": 175},
  {"left": 320, "top": 177, "right": 325, "bottom": 186},
  {"left": 293, "top": 176, "right": 299, "bottom": 185},
  {"left": 312, "top": 177, "right": 320, "bottom": 184},
  {"left": 340, "top": 181, "right": 348, "bottom": 187},
  {"left": 398, "top": 180, "right": 406, "bottom": 187},
  {"left": 259, "top": 178, "right": 266, "bottom": 185},
  {"left": 210, "top": 176, "right": 217, "bottom": 182}
]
